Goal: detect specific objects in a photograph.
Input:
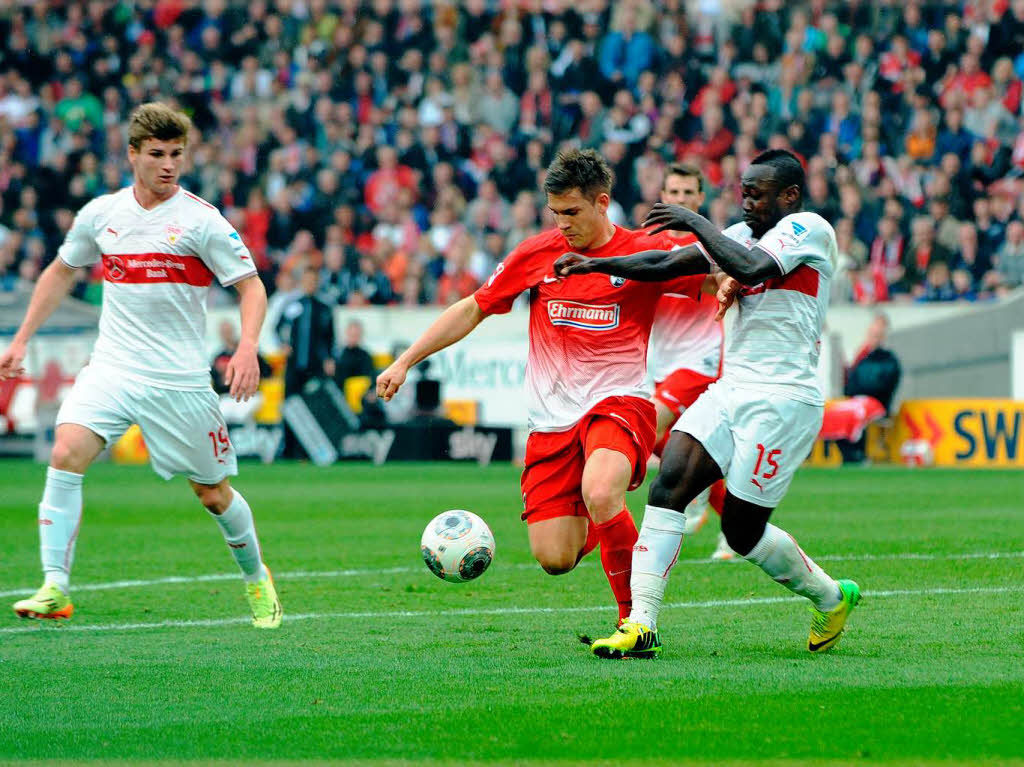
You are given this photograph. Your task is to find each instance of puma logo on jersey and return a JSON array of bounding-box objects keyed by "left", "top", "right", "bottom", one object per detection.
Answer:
[
  {"left": 548, "top": 300, "right": 620, "bottom": 330},
  {"left": 106, "top": 227, "right": 118, "bottom": 236}
]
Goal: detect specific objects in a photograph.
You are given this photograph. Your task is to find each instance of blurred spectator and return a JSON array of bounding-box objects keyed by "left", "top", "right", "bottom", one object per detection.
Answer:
[
  {"left": 211, "top": 320, "right": 272, "bottom": 424},
  {"left": 3, "top": 0, "right": 1023, "bottom": 309},
  {"left": 477, "top": 71, "right": 519, "bottom": 137},
  {"left": 928, "top": 196, "right": 964, "bottom": 255},
  {"left": 277, "top": 267, "right": 336, "bottom": 397},
  {"left": 364, "top": 146, "right": 417, "bottom": 217},
  {"left": 992, "top": 220, "right": 1024, "bottom": 289},
  {"left": 869, "top": 216, "right": 906, "bottom": 288},
  {"left": 903, "top": 217, "right": 953, "bottom": 296},
  {"left": 918, "top": 261, "right": 957, "bottom": 302},
  {"left": 332, "top": 319, "right": 376, "bottom": 389},
  {"left": 952, "top": 222, "right": 991, "bottom": 287},
  {"left": 934, "top": 108, "right": 975, "bottom": 163},
  {"left": 821, "top": 312, "right": 902, "bottom": 463},
  {"left": 436, "top": 230, "right": 482, "bottom": 306},
  {"left": 598, "top": 13, "right": 655, "bottom": 91}
]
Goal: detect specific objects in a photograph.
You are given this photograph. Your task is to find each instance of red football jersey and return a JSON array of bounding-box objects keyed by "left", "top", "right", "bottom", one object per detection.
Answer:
[{"left": 474, "top": 225, "right": 704, "bottom": 432}]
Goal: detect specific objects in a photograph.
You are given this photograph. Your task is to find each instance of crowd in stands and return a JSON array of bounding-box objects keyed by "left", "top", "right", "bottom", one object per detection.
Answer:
[{"left": 1, "top": 0, "right": 1024, "bottom": 307}]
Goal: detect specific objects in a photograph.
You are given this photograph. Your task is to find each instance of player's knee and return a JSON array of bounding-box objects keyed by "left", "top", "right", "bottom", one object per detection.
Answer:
[
  {"left": 536, "top": 555, "right": 576, "bottom": 575},
  {"left": 648, "top": 473, "right": 687, "bottom": 511},
  {"left": 49, "top": 440, "right": 86, "bottom": 473},
  {"left": 581, "top": 481, "right": 623, "bottom": 520},
  {"left": 720, "top": 506, "right": 768, "bottom": 557},
  {"left": 192, "top": 482, "right": 232, "bottom": 513},
  {"left": 531, "top": 545, "right": 577, "bottom": 575}
]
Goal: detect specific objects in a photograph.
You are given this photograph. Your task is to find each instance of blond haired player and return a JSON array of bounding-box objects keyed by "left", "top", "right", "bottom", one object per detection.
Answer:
[{"left": 0, "top": 103, "right": 282, "bottom": 628}]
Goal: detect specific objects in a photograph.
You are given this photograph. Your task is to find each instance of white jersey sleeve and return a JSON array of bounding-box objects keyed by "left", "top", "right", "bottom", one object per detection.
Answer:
[
  {"left": 57, "top": 197, "right": 105, "bottom": 268},
  {"left": 752, "top": 212, "right": 836, "bottom": 278},
  {"left": 721, "top": 222, "right": 749, "bottom": 245},
  {"left": 200, "top": 213, "right": 257, "bottom": 287}
]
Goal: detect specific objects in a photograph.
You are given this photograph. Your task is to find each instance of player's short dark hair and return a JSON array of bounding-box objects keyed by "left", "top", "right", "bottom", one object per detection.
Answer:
[
  {"left": 543, "top": 149, "right": 614, "bottom": 201},
  {"left": 663, "top": 162, "right": 704, "bottom": 193},
  {"left": 751, "top": 149, "right": 805, "bottom": 198}
]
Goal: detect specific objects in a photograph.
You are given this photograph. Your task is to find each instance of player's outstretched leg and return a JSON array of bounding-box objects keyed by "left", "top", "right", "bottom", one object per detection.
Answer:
[
  {"left": 582, "top": 447, "right": 639, "bottom": 623},
  {"left": 592, "top": 432, "right": 721, "bottom": 659},
  {"left": 721, "top": 493, "right": 859, "bottom": 652},
  {"left": 191, "top": 480, "right": 282, "bottom": 629},
  {"left": 14, "top": 468, "right": 81, "bottom": 620},
  {"left": 14, "top": 425, "right": 104, "bottom": 620}
]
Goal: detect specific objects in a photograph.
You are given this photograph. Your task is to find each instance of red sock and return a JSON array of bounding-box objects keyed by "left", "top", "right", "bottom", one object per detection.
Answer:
[
  {"left": 709, "top": 480, "right": 726, "bottom": 517},
  {"left": 575, "top": 517, "right": 601, "bottom": 565},
  {"left": 595, "top": 508, "right": 638, "bottom": 621}
]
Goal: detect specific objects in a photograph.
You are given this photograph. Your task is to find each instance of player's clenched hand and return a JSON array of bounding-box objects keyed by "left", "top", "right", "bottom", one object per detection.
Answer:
[
  {"left": 376, "top": 361, "right": 408, "bottom": 402},
  {"left": 225, "top": 341, "right": 261, "bottom": 402},
  {"left": 715, "top": 276, "right": 741, "bottom": 321},
  {"left": 553, "top": 252, "right": 594, "bottom": 277},
  {"left": 0, "top": 341, "right": 27, "bottom": 380},
  {"left": 643, "top": 202, "right": 694, "bottom": 234}
]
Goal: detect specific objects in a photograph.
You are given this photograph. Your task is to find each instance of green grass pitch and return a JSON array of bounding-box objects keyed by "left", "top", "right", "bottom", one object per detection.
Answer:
[{"left": 0, "top": 460, "right": 1022, "bottom": 767}]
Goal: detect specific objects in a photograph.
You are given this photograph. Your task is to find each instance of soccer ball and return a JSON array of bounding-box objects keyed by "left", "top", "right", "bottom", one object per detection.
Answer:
[{"left": 420, "top": 510, "right": 495, "bottom": 583}]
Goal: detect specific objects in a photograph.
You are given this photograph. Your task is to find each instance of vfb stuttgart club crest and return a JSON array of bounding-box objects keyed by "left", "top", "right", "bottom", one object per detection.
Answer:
[
  {"left": 610, "top": 275, "right": 626, "bottom": 287},
  {"left": 166, "top": 225, "right": 183, "bottom": 244}
]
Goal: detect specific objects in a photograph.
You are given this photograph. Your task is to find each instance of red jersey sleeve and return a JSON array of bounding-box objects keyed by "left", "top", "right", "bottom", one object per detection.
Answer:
[{"left": 474, "top": 232, "right": 556, "bottom": 315}]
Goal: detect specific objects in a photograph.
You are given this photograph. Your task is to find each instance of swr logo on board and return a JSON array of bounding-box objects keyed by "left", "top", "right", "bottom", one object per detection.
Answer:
[{"left": 548, "top": 300, "right": 620, "bottom": 330}]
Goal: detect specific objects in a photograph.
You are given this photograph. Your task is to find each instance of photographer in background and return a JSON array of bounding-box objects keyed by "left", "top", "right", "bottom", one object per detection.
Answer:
[
  {"left": 277, "top": 267, "right": 336, "bottom": 457},
  {"left": 820, "top": 312, "right": 902, "bottom": 463},
  {"left": 212, "top": 320, "right": 272, "bottom": 424}
]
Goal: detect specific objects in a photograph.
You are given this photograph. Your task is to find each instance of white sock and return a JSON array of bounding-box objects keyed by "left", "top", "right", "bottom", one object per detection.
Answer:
[
  {"left": 209, "top": 489, "right": 267, "bottom": 583},
  {"left": 744, "top": 524, "right": 841, "bottom": 611},
  {"left": 39, "top": 467, "right": 84, "bottom": 593},
  {"left": 628, "top": 505, "right": 688, "bottom": 630}
]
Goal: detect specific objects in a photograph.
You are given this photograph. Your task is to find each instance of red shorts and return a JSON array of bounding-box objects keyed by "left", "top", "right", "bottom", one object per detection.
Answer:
[
  {"left": 653, "top": 368, "right": 719, "bottom": 417},
  {"left": 520, "top": 396, "right": 657, "bottom": 524}
]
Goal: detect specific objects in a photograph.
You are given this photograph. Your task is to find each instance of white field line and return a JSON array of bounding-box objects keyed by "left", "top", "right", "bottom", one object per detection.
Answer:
[
  {"left": 0, "top": 549, "right": 1020, "bottom": 600},
  {"left": 0, "top": 584, "right": 1019, "bottom": 636}
]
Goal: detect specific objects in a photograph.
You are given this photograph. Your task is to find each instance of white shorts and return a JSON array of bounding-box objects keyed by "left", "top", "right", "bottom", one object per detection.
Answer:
[
  {"left": 673, "top": 380, "right": 822, "bottom": 507},
  {"left": 56, "top": 364, "right": 238, "bottom": 484}
]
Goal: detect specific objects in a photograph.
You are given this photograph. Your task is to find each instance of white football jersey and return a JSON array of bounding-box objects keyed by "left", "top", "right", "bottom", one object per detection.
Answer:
[
  {"left": 58, "top": 186, "right": 256, "bottom": 390},
  {"left": 648, "top": 294, "right": 723, "bottom": 381},
  {"left": 648, "top": 231, "right": 723, "bottom": 381},
  {"left": 720, "top": 211, "right": 836, "bottom": 405}
]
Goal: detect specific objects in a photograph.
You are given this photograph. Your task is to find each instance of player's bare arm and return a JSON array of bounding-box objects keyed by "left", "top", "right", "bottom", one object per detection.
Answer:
[
  {"left": 554, "top": 243, "right": 711, "bottom": 282},
  {"left": 644, "top": 203, "right": 783, "bottom": 284},
  {"left": 377, "top": 295, "right": 486, "bottom": 401},
  {"left": 0, "top": 258, "right": 79, "bottom": 380},
  {"left": 225, "top": 274, "right": 267, "bottom": 402}
]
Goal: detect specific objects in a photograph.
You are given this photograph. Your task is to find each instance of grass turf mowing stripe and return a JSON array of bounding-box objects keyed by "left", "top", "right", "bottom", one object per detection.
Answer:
[
  {"left": 1, "top": 549, "right": 1021, "bottom": 599},
  {"left": 2, "top": 583, "right": 1019, "bottom": 635}
]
